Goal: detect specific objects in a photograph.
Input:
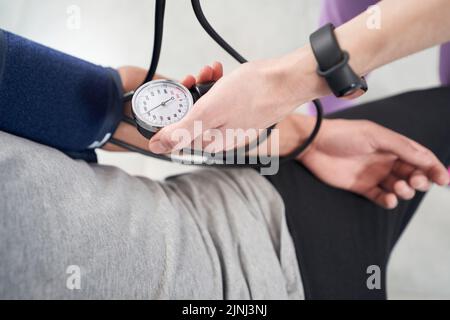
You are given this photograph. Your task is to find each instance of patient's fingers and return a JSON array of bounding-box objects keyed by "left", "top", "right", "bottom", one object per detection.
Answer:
[
  {"left": 428, "top": 165, "right": 450, "bottom": 186},
  {"left": 211, "top": 61, "right": 223, "bottom": 81},
  {"left": 392, "top": 161, "right": 415, "bottom": 179},
  {"left": 197, "top": 65, "right": 214, "bottom": 83},
  {"left": 409, "top": 169, "right": 431, "bottom": 192},
  {"left": 364, "top": 187, "right": 398, "bottom": 210},
  {"left": 375, "top": 128, "right": 435, "bottom": 169},
  {"left": 373, "top": 128, "right": 449, "bottom": 185},
  {"left": 180, "top": 75, "right": 196, "bottom": 88},
  {"left": 393, "top": 161, "right": 431, "bottom": 192},
  {"left": 182, "top": 63, "right": 223, "bottom": 90},
  {"left": 380, "top": 175, "right": 415, "bottom": 200},
  {"left": 407, "top": 139, "right": 449, "bottom": 185}
]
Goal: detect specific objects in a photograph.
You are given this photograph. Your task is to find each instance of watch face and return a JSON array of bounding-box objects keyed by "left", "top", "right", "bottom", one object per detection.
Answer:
[{"left": 132, "top": 80, "right": 194, "bottom": 131}]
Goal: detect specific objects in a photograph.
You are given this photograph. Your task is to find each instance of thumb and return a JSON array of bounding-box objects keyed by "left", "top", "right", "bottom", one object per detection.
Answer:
[{"left": 148, "top": 108, "right": 214, "bottom": 154}]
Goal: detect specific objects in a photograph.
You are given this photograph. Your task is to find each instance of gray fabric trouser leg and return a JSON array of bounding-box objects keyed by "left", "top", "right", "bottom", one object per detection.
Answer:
[{"left": 0, "top": 131, "right": 302, "bottom": 299}]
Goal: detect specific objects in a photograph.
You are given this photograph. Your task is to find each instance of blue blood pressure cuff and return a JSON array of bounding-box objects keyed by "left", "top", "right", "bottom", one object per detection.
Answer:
[{"left": 0, "top": 29, "right": 124, "bottom": 162}]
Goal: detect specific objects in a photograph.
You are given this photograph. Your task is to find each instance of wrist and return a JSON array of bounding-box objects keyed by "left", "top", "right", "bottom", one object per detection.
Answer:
[
  {"left": 334, "top": 25, "right": 376, "bottom": 77},
  {"left": 278, "top": 114, "right": 318, "bottom": 158},
  {"left": 272, "top": 45, "right": 330, "bottom": 108}
]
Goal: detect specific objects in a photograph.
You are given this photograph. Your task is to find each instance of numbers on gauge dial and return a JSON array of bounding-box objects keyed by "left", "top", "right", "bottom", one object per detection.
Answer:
[{"left": 135, "top": 82, "right": 191, "bottom": 127}]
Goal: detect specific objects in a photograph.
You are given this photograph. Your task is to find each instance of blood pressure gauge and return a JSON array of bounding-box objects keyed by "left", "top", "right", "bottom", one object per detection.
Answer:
[{"left": 131, "top": 79, "right": 213, "bottom": 139}]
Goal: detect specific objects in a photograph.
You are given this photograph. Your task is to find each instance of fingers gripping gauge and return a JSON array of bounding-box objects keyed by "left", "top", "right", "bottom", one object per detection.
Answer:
[{"left": 131, "top": 80, "right": 214, "bottom": 139}]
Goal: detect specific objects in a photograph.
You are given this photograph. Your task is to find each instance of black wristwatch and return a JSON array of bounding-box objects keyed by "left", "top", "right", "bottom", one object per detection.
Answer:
[{"left": 309, "top": 23, "right": 367, "bottom": 99}]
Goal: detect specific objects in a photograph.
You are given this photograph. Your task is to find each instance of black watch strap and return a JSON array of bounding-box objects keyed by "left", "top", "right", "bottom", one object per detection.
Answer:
[
  {"left": 310, "top": 23, "right": 367, "bottom": 98},
  {"left": 310, "top": 23, "right": 343, "bottom": 71}
]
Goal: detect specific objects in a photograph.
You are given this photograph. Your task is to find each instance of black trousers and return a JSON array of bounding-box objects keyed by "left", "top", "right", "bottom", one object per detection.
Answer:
[{"left": 266, "top": 87, "right": 450, "bottom": 299}]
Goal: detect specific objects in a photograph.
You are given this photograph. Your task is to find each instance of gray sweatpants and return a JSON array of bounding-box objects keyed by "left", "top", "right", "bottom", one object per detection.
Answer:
[{"left": 0, "top": 132, "right": 303, "bottom": 299}]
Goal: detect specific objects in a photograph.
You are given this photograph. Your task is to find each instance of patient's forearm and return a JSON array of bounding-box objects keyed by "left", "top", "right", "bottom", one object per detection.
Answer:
[{"left": 104, "top": 121, "right": 150, "bottom": 152}]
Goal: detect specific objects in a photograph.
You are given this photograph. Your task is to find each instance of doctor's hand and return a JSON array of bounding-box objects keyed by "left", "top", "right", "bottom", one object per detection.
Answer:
[
  {"left": 148, "top": 51, "right": 326, "bottom": 154},
  {"left": 293, "top": 117, "right": 450, "bottom": 209}
]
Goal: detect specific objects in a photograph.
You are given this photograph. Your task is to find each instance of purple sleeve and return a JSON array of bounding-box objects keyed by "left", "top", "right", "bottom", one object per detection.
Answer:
[
  {"left": 439, "top": 44, "right": 450, "bottom": 86},
  {"left": 319, "top": 0, "right": 377, "bottom": 27}
]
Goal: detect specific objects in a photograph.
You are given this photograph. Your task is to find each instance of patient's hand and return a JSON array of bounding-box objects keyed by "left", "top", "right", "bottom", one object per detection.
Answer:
[{"left": 296, "top": 117, "right": 449, "bottom": 209}]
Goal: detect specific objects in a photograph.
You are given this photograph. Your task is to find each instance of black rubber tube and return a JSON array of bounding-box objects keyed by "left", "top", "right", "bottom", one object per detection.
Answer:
[
  {"left": 190, "top": 0, "right": 323, "bottom": 162},
  {"left": 144, "top": 0, "right": 166, "bottom": 84}
]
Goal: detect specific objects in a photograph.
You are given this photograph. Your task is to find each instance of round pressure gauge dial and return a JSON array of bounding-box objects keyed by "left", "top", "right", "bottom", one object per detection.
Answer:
[{"left": 131, "top": 80, "right": 194, "bottom": 138}]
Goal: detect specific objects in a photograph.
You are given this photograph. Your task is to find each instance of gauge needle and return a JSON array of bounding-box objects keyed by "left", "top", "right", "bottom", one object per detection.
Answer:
[{"left": 146, "top": 97, "right": 174, "bottom": 114}]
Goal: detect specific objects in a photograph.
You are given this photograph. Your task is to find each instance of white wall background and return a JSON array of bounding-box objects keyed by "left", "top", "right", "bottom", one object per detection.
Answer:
[{"left": 1, "top": 0, "right": 449, "bottom": 299}]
